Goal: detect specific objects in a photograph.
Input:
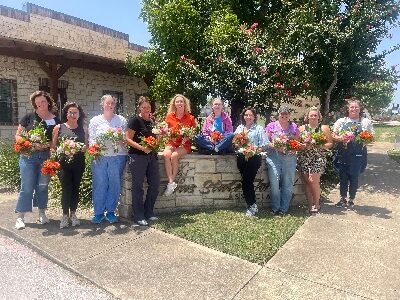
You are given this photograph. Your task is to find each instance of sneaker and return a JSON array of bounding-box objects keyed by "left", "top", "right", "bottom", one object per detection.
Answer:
[
  {"left": 105, "top": 212, "right": 119, "bottom": 223},
  {"left": 279, "top": 211, "right": 287, "bottom": 217},
  {"left": 148, "top": 216, "right": 159, "bottom": 221},
  {"left": 245, "top": 203, "right": 258, "bottom": 217},
  {"left": 39, "top": 213, "right": 50, "bottom": 224},
  {"left": 137, "top": 219, "right": 148, "bottom": 226},
  {"left": 335, "top": 198, "right": 347, "bottom": 208},
  {"left": 60, "top": 216, "right": 69, "bottom": 229},
  {"left": 15, "top": 218, "right": 25, "bottom": 230},
  {"left": 70, "top": 215, "right": 80, "bottom": 227},
  {"left": 164, "top": 182, "right": 177, "bottom": 196},
  {"left": 347, "top": 200, "right": 355, "bottom": 210},
  {"left": 91, "top": 214, "right": 105, "bottom": 224}
]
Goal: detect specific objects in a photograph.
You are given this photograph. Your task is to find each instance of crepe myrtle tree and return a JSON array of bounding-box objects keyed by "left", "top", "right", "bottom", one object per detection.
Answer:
[
  {"left": 273, "top": 0, "right": 400, "bottom": 119},
  {"left": 179, "top": 22, "right": 311, "bottom": 126}
]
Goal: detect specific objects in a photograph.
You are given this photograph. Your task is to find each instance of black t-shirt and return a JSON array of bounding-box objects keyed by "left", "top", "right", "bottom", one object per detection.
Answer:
[
  {"left": 127, "top": 115, "right": 156, "bottom": 155},
  {"left": 19, "top": 112, "right": 62, "bottom": 141}
]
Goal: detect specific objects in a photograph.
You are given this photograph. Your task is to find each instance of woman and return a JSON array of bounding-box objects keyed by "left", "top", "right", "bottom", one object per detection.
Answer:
[
  {"left": 88, "top": 95, "right": 127, "bottom": 224},
  {"left": 331, "top": 99, "right": 374, "bottom": 210},
  {"left": 126, "top": 96, "right": 160, "bottom": 226},
  {"left": 163, "top": 94, "right": 196, "bottom": 196},
  {"left": 52, "top": 102, "right": 88, "bottom": 229},
  {"left": 298, "top": 107, "right": 333, "bottom": 213},
  {"left": 234, "top": 107, "right": 269, "bottom": 216},
  {"left": 265, "top": 106, "right": 300, "bottom": 216},
  {"left": 196, "top": 97, "right": 234, "bottom": 154},
  {"left": 14, "top": 91, "right": 61, "bottom": 230}
]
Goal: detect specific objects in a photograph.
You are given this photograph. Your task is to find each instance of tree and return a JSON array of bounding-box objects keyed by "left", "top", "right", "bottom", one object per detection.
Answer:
[{"left": 128, "top": 0, "right": 400, "bottom": 121}]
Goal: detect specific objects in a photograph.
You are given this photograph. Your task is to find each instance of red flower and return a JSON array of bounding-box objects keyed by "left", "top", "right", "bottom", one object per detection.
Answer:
[
  {"left": 210, "top": 131, "right": 223, "bottom": 144},
  {"left": 41, "top": 159, "right": 61, "bottom": 177}
]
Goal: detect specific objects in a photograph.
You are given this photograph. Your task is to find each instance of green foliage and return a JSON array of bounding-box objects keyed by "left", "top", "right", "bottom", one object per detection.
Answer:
[
  {"left": 136, "top": 0, "right": 400, "bottom": 123},
  {"left": 388, "top": 149, "right": 400, "bottom": 164},
  {"left": 154, "top": 207, "right": 308, "bottom": 264},
  {"left": 0, "top": 140, "right": 21, "bottom": 191},
  {"left": 373, "top": 124, "right": 400, "bottom": 142}
]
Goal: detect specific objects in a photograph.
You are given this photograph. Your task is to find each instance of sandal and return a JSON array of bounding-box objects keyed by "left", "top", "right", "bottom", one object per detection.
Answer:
[{"left": 309, "top": 206, "right": 319, "bottom": 214}]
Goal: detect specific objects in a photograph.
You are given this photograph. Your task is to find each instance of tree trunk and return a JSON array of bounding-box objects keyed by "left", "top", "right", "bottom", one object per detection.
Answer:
[{"left": 323, "top": 70, "right": 338, "bottom": 123}]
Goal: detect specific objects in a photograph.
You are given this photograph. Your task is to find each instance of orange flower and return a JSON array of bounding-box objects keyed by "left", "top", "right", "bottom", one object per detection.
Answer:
[
  {"left": 140, "top": 136, "right": 159, "bottom": 151},
  {"left": 41, "top": 159, "right": 61, "bottom": 177},
  {"left": 288, "top": 139, "right": 301, "bottom": 151},
  {"left": 87, "top": 143, "right": 105, "bottom": 161},
  {"left": 210, "top": 131, "right": 223, "bottom": 143},
  {"left": 233, "top": 132, "right": 249, "bottom": 149},
  {"left": 14, "top": 138, "right": 33, "bottom": 156}
]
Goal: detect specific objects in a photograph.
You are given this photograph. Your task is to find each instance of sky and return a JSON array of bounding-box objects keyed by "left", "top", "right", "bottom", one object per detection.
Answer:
[{"left": 1, "top": 0, "right": 399, "bottom": 107}]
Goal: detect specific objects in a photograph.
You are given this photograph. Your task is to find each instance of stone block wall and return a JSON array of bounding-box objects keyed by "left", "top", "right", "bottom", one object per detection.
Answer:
[
  {"left": 0, "top": 55, "right": 147, "bottom": 142},
  {"left": 118, "top": 154, "right": 305, "bottom": 218}
]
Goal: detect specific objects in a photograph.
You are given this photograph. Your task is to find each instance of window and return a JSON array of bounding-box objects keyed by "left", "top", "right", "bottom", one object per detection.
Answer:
[
  {"left": 0, "top": 79, "right": 18, "bottom": 125},
  {"left": 103, "top": 90, "right": 123, "bottom": 115}
]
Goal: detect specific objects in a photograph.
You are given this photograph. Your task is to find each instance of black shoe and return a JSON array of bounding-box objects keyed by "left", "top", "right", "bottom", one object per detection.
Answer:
[
  {"left": 278, "top": 211, "right": 287, "bottom": 217},
  {"left": 347, "top": 200, "right": 354, "bottom": 210},
  {"left": 335, "top": 198, "right": 347, "bottom": 208},
  {"left": 269, "top": 210, "right": 279, "bottom": 215}
]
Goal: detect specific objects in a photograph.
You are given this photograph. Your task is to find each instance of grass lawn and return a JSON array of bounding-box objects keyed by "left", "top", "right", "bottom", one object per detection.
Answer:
[
  {"left": 373, "top": 124, "right": 400, "bottom": 142},
  {"left": 388, "top": 149, "right": 400, "bottom": 164},
  {"left": 153, "top": 206, "right": 308, "bottom": 265}
]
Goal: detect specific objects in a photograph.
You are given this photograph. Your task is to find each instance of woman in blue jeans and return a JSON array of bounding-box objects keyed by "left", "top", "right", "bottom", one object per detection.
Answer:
[
  {"left": 196, "top": 97, "right": 234, "bottom": 154},
  {"left": 14, "top": 91, "right": 61, "bottom": 229},
  {"left": 265, "top": 106, "right": 300, "bottom": 216},
  {"left": 88, "top": 95, "right": 127, "bottom": 224}
]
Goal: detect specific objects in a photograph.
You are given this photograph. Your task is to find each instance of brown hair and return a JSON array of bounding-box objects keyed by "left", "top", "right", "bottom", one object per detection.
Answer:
[
  {"left": 30, "top": 90, "right": 57, "bottom": 113},
  {"left": 240, "top": 106, "right": 257, "bottom": 125}
]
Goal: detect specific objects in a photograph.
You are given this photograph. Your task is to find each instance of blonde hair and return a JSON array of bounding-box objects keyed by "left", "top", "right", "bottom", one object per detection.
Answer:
[
  {"left": 304, "top": 106, "right": 322, "bottom": 122},
  {"left": 167, "top": 94, "right": 191, "bottom": 114}
]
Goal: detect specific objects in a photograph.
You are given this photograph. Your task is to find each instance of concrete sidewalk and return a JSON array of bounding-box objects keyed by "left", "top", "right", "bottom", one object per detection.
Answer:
[{"left": 0, "top": 142, "right": 399, "bottom": 299}]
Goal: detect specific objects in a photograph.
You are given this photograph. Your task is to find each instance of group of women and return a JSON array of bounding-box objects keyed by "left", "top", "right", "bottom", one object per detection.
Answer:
[{"left": 14, "top": 91, "right": 373, "bottom": 230}]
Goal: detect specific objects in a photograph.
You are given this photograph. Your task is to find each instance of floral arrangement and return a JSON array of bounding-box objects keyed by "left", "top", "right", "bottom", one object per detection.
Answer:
[
  {"left": 355, "top": 131, "right": 374, "bottom": 144},
  {"left": 233, "top": 131, "right": 249, "bottom": 149},
  {"left": 41, "top": 159, "right": 61, "bottom": 177},
  {"left": 272, "top": 133, "right": 289, "bottom": 149},
  {"left": 288, "top": 139, "right": 301, "bottom": 151},
  {"left": 236, "top": 143, "right": 264, "bottom": 160},
  {"left": 140, "top": 135, "right": 159, "bottom": 152},
  {"left": 54, "top": 136, "right": 86, "bottom": 163},
  {"left": 301, "top": 131, "right": 327, "bottom": 147},
  {"left": 97, "top": 127, "right": 124, "bottom": 153},
  {"left": 180, "top": 126, "right": 196, "bottom": 141},
  {"left": 151, "top": 121, "right": 169, "bottom": 137},
  {"left": 169, "top": 125, "right": 182, "bottom": 139},
  {"left": 15, "top": 122, "right": 48, "bottom": 157},
  {"left": 210, "top": 131, "right": 223, "bottom": 144},
  {"left": 87, "top": 143, "right": 105, "bottom": 161},
  {"left": 14, "top": 138, "right": 33, "bottom": 157}
]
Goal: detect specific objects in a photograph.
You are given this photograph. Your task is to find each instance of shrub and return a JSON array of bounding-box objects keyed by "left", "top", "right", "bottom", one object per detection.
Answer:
[{"left": 0, "top": 140, "right": 21, "bottom": 191}]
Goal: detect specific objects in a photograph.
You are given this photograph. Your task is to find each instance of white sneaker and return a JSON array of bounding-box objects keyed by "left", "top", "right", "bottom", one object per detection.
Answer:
[
  {"left": 164, "top": 182, "right": 177, "bottom": 196},
  {"left": 60, "top": 217, "right": 69, "bottom": 229},
  {"left": 70, "top": 215, "right": 80, "bottom": 227},
  {"left": 245, "top": 203, "right": 258, "bottom": 217},
  {"left": 39, "top": 213, "right": 50, "bottom": 224},
  {"left": 137, "top": 219, "right": 148, "bottom": 226},
  {"left": 15, "top": 218, "right": 25, "bottom": 230}
]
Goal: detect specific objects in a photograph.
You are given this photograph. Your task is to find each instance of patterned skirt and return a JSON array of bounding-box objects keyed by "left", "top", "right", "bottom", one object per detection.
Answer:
[{"left": 297, "top": 148, "right": 327, "bottom": 174}]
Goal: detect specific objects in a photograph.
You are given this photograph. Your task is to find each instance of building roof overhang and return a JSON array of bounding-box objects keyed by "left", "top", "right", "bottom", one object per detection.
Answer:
[{"left": 0, "top": 35, "right": 131, "bottom": 76}]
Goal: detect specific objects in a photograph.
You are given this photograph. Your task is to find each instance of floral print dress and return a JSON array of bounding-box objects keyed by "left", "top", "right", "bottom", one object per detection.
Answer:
[{"left": 297, "top": 124, "right": 327, "bottom": 174}]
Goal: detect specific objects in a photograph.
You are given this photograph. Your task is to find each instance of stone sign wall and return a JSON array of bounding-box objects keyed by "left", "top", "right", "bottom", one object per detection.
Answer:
[{"left": 118, "top": 153, "right": 305, "bottom": 218}]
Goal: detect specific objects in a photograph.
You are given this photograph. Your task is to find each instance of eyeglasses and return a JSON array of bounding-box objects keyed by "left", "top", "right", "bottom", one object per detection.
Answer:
[{"left": 67, "top": 112, "right": 79, "bottom": 116}]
